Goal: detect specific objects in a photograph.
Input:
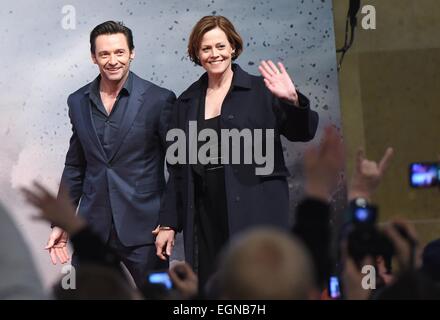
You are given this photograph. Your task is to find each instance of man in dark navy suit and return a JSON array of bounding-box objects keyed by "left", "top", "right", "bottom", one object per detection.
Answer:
[{"left": 46, "top": 21, "right": 175, "bottom": 287}]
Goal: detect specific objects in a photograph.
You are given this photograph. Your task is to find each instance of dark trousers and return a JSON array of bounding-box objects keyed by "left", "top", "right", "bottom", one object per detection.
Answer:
[{"left": 72, "top": 225, "right": 167, "bottom": 289}]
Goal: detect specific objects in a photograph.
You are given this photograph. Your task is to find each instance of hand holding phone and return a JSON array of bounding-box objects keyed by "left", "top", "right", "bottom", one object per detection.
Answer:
[
  {"left": 328, "top": 276, "right": 342, "bottom": 299},
  {"left": 147, "top": 270, "right": 173, "bottom": 290}
]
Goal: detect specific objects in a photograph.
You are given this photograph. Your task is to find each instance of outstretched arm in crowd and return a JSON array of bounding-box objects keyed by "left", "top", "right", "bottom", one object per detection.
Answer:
[
  {"left": 292, "top": 126, "right": 345, "bottom": 288},
  {"left": 348, "top": 147, "right": 394, "bottom": 201}
]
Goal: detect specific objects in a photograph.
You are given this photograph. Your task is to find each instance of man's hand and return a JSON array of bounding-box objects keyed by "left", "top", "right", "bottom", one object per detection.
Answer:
[
  {"left": 21, "top": 181, "right": 87, "bottom": 265},
  {"left": 349, "top": 147, "right": 394, "bottom": 201},
  {"left": 153, "top": 226, "right": 176, "bottom": 260},
  {"left": 45, "top": 227, "right": 70, "bottom": 265}
]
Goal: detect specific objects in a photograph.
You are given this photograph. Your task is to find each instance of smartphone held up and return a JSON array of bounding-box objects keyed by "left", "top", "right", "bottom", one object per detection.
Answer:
[{"left": 409, "top": 162, "right": 440, "bottom": 188}]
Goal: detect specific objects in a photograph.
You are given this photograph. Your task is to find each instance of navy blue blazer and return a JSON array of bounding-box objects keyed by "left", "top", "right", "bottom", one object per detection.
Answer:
[
  {"left": 60, "top": 72, "right": 175, "bottom": 246},
  {"left": 159, "top": 64, "right": 319, "bottom": 266}
]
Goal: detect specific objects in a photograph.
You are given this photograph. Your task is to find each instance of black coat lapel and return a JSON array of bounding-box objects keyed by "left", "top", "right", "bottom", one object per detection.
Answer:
[{"left": 179, "top": 75, "right": 204, "bottom": 129}]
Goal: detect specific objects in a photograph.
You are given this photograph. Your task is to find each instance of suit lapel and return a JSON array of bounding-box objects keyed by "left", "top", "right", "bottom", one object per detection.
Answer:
[
  {"left": 80, "top": 95, "right": 108, "bottom": 161},
  {"left": 107, "top": 75, "right": 148, "bottom": 163}
]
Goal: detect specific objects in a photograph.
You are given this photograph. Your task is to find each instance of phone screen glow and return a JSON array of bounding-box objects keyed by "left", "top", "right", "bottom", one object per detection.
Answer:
[
  {"left": 329, "top": 276, "right": 341, "bottom": 299},
  {"left": 149, "top": 272, "right": 172, "bottom": 289}
]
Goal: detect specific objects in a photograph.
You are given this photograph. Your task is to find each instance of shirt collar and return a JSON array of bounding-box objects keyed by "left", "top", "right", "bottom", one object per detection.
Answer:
[{"left": 88, "top": 71, "right": 133, "bottom": 99}]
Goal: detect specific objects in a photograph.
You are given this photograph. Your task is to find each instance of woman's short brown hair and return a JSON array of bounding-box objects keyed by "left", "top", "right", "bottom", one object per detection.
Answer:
[{"left": 188, "top": 16, "right": 243, "bottom": 66}]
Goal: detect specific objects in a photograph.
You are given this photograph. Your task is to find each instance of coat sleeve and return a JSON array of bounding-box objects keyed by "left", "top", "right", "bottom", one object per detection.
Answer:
[
  {"left": 274, "top": 91, "right": 319, "bottom": 142},
  {"left": 158, "top": 101, "right": 184, "bottom": 232},
  {"left": 158, "top": 167, "right": 183, "bottom": 232},
  {"left": 158, "top": 91, "right": 177, "bottom": 152},
  {"left": 58, "top": 95, "right": 87, "bottom": 207}
]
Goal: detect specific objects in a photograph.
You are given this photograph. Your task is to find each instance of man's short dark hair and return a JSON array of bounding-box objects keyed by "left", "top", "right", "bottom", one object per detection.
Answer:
[{"left": 90, "top": 21, "right": 134, "bottom": 54}]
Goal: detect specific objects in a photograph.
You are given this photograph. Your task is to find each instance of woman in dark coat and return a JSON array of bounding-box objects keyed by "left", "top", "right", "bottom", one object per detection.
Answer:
[{"left": 155, "top": 15, "right": 319, "bottom": 287}]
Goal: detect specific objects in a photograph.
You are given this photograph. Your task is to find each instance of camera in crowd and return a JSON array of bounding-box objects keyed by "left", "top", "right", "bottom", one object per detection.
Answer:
[
  {"left": 346, "top": 199, "right": 395, "bottom": 269},
  {"left": 346, "top": 198, "right": 417, "bottom": 271}
]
